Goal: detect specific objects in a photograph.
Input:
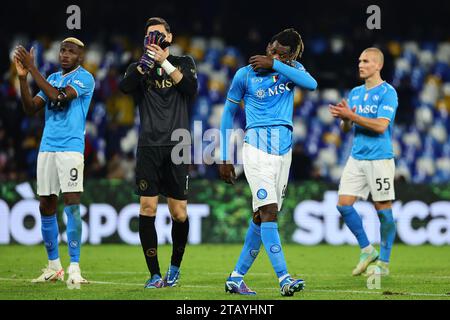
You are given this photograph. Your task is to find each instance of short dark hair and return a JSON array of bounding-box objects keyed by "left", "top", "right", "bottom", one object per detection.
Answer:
[
  {"left": 144, "top": 17, "right": 171, "bottom": 34},
  {"left": 270, "top": 28, "right": 304, "bottom": 60}
]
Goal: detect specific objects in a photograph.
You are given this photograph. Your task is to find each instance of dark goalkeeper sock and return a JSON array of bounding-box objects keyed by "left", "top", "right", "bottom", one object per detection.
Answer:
[
  {"left": 170, "top": 216, "right": 189, "bottom": 268},
  {"left": 139, "top": 215, "right": 160, "bottom": 277}
]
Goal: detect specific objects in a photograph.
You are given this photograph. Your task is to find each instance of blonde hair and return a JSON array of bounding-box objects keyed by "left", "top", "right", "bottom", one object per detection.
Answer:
[{"left": 62, "top": 37, "right": 85, "bottom": 48}]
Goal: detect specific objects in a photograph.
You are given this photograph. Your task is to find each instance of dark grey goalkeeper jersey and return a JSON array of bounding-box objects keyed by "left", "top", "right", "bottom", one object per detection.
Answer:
[{"left": 119, "top": 55, "right": 198, "bottom": 146}]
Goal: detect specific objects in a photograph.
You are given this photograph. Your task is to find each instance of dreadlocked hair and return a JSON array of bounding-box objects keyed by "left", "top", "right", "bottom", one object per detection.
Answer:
[{"left": 270, "top": 28, "right": 304, "bottom": 60}]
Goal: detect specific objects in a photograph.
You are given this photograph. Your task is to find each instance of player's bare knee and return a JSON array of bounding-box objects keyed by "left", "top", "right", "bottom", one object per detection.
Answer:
[
  {"left": 63, "top": 192, "right": 81, "bottom": 206},
  {"left": 171, "top": 212, "right": 187, "bottom": 223},
  {"left": 39, "top": 203, "right": 56, "bottom": 216},
  {"left": 259, "top": 204, "right": 278, "bottom": 222},
  {"left": 252, "top": 211, "right": 262, "bottom": 225},
  {"left": 374, "top": 201, "right": 392, "bottom": 211},
  {"left": 337, "top": 196, "right": 356, "bottom": 207},
  {"left": 169, "top": 200, "right": 187, "bottom": 222},
  {"left": 140, "top": 204, "right": 157, "bottom": 216},
  {"left": 39, "top": 196, "right": 57, "bottom": 215},
  {"left": 140, "top": 202, "right": 157, "bottom": 216},
  {"left": 337, "top": 199, "right": 355, "bottom": 207},
  {"left": 140, "top": 196, "right": 158, "bottom": 216}
]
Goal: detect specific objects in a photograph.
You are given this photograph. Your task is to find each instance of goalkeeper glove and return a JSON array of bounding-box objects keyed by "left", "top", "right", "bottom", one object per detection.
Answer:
[
  {"left": 139, "top": 31, "right": 171, "bottom": 73},
  {"left": 138, "top": 50, "right": 156, "bottom": 73},
  {"left": 144, "top": 30, "right": 170, "bottom": 50}
]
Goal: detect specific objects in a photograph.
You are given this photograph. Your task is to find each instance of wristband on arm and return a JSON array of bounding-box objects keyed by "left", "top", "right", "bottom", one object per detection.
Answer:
[{"left": 161, "top": 59, "right": 177, "bottom": 75}]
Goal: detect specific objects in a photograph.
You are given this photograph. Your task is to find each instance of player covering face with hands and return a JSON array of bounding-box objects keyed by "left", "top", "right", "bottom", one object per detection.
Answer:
[
  {"left": 220, "top": 28, "right": 317, "bottom": 296},
  {"left": 14, "top": 38, "right": 95, "bottom": 287},
  {"left": 120, "top": 17, "right": 198, "bottom": 289}
]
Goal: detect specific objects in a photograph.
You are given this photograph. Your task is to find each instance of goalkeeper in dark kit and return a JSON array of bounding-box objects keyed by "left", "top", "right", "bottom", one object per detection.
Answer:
[{"left": 119, "top": 17, "right": 198, "bottom": 289}]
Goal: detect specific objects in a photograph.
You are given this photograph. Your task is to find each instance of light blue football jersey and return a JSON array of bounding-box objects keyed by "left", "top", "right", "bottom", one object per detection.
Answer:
[
  {"left": 37, "top": 66, "right": 95, "bottom": 154},
  {"left": 347, "top": 81, "right": 398, "bottom": 160},
  {"left": 226, "top": 61, "right": 309, "bottom": 155}
]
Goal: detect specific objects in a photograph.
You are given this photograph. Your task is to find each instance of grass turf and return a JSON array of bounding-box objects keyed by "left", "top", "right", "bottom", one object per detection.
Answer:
[{"left": 0, "top": 244, "right": 449, "bottom": 300}]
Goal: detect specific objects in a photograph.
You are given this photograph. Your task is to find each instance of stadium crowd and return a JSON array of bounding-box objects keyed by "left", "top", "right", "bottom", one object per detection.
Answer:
[
  {"left": 1, "top": 32, "right": 449, "bottom": 184},
  {"left": 0, "top": 0, "right": 450, "bottom": 183}
]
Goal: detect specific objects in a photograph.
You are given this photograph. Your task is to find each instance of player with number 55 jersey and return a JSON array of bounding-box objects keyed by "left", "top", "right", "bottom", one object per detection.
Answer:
[{"left": 329, "top": 47, "right": 398, "bottom": 277}]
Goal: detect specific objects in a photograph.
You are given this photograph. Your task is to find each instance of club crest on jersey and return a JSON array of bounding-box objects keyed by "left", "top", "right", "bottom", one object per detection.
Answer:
[
  {"left": 373, "top": 94, "right": 379, "bottom": 101},
  {"left": 257, "top": 188, "right": 267, "bottom": 199}
]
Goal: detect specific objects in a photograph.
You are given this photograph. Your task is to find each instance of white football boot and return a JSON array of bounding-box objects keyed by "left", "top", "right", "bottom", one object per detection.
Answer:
[
  {"left": 352, "top": 248, "right": 379, "bottom": 276},
  {"left": 365, "top": 260, "right": 390, "bottom": 277},
  {"left": 66, "top": 263, "right": 89, "bottom": 287},
  {"left": 31, "top": 265, "right": 65, "bottom": 283}
]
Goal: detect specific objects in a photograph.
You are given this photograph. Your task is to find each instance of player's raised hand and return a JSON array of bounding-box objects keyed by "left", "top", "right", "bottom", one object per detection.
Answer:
[
  {"left": 328, "top": 101, "right": 344, "bottom": 118},
  {"left": 218, "top": 163, "right": 236, "bottom": 185},
  {"left": 14, "top": 46, "right": 36, "bottom": 71},
  {"left": 329, "top": 99, "right": 356, "bottom": 121},
  {"left": 148, "top": 44, "right": 169, "bottom": 64},
  {"left": 249, "top": 55, "right": 273, "bottom": 71},
  {"left": 14, "top": 56, "right": 28, "bottom": 79}
]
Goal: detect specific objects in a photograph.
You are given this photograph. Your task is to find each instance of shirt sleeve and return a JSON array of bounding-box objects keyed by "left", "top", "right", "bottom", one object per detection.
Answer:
[
  {"left": 174, "top": 56, "right": 198, "bottom": 96},
  {"left": 220, "top": 99, "right": 240, "bottom": 161},
  {"left": 36, "top": 74, "right": 53, "bottom": 103},
  {"left": 119, "top": 63, "right": 144, "bottom": 94},
  {"left": 377, "top": 88, "right": 398, "bottom": 121},
  {"left": 36, "top": 90, "right": 48, "bottom": 103},
  {"left": 180, "top": 56, "right": 198, "bottom": 81},
  {"left": 273, "top": 60, "right": 317, "bottom": 90},
  {"left": 346, "top": 88, "right": 356, "bottom": 105},
  {"left": 226, "top": 67, "right": 247, "bottom": 104},
  {"left": 67, "top": 72, "right": 95, "bottom": 97}
]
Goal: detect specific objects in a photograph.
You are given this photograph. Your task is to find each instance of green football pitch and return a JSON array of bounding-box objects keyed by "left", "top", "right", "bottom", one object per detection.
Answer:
[{"left": 0, "top": 244, "right": 449, "bottom": 300}]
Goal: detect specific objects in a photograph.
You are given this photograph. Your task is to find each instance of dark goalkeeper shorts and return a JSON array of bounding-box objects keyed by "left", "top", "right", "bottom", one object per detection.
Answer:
[{"left": 135, "top": 146, "right": 189, "bottom": 200}]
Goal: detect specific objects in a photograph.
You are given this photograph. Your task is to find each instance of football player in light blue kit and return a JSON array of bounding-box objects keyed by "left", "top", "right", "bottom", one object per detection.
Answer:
[
  {"left": 219, "top": 28, "right": 317, "bottom": 296},
  {"left": 14, "top": 38, "right": 95, "bottom": 286},
  {"left": 329, "top": 48, "right": 398, "bottom": 276}
]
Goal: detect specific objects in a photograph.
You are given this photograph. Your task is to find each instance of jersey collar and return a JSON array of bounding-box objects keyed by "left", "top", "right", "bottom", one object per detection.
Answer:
[
  {"left": 61, "top": 65, "right": 81, "bottom": 77},
  {"left": 364, "top": 80, "right": 385, "bottom": 91}
]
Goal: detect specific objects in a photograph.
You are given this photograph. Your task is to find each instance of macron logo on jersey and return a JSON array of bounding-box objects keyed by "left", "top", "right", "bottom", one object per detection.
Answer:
[
  {"left": 73, "top": 79, "right": 85, "bottom": 88},
  {"left": 383, "top": 105, "right": 395, "bottom": 113}
]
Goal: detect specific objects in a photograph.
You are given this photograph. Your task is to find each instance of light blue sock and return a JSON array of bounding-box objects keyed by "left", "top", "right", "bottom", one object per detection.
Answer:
[
  {"left": 64, "top": 205, "right": 82, "bottom": 263},
  {"left": 233, "top": 221, "right": 262, "bottom": 276},
  {"left": 261, "top": 222, "right": 288, "bottom": 278},
  {"left": 337, "top": 205, "right": 370, "bottom": 248},
  {"left": 377, "top": 209, "right": 396, "bottom": 262},
  {"left": 41, "top": 214, "right": 59, "bottom": 260}
]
